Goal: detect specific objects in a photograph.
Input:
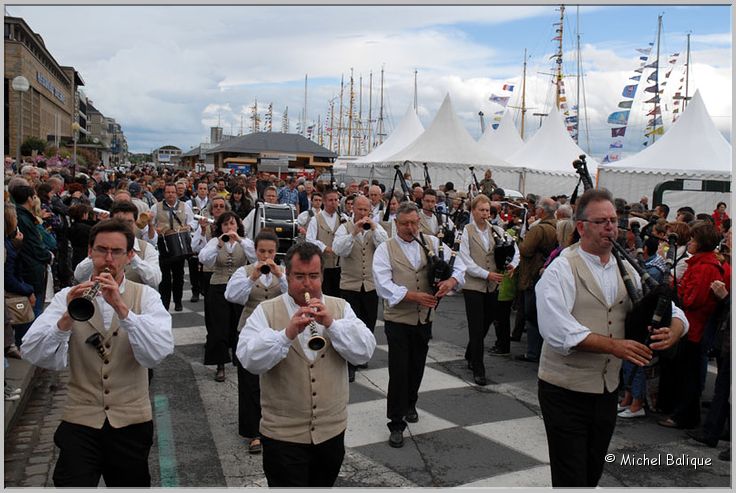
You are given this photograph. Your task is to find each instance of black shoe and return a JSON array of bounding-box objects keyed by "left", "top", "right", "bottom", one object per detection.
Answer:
[
  {"left": 686, "top": 430, "right": 718, "bottom": 448},
  {"left": 510, "top": 334, "right": 522, "bottom": 342},
  {"left": 348, "top": 368, "right": 356, "bottom": 383},
  {"left": 719, "top": 448, "right": 731, "bottom": 461},
  {"left": 405, "top": 407, "right": 418, "bottom": 423},
  {"left": 466, "top": 360, "right": 474, "bottom": 371},
  {"left": 514, "top": 354, "right": 538, "bottom": 363},
  {"left": 357, "top": 363, "right": 368, "bottom": 369},
  {"left": 489, "top": 346, "right": 510, "bottom": 356},
  {"left": 174, "top": 303, "right": 183, "bottom": 312},
  {"left": 190, "top": 294, "right": 199, "bottom": 303},
  {"left": 389, "top": 430, "right": 404, "bottom": 448},
  {"left": 474, "top": 375, "right": 488, "bottom": 386},
  {"left": 702, "top": 400, "right": 712, "bottom": 409}
]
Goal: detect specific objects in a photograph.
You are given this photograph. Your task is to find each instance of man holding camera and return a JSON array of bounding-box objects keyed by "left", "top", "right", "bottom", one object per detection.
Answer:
[
  {"left": 21, "top": 219, "right": 173, "bottom": 487},
  {"left": 333, "top": 195, "right": 388, "bottom": 382},
  {"left": 373, "top": 202, "right": 464, "bottom": 448}
]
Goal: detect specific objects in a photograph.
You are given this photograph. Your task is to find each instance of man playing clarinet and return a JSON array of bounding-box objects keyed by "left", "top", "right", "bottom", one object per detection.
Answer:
[{"left": 535, "top": 188, "right": 689, "bottom": 487}]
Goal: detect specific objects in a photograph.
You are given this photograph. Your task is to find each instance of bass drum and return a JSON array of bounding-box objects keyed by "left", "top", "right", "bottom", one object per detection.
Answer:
[
  {"left": 254, "top": 203, "right": 298, "bottom": 260},
  {"left": 158, "top": 230, "right": 194, "bottom": 260}
]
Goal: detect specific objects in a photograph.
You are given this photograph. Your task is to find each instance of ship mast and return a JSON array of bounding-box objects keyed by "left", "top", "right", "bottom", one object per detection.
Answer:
[
  {"left": 367, "top": 71, "right": 373, "bottom": 152},
  {"left": 554, "top": 5, "right": 565, "bottom": 109},
  {"left": 520, "top": 49, "right": 528, "bottom": 139},
  {"left": 413, "top": 69, "right": 418, "bottom": 110},
  {"left": 303, "top": 74, "right": 308, "bottom": 137},
  {"left": 328, "top": 99, "right": 335, "bottom": 150},
  {"left": 651, "top": 14, "right": 663, "bottom": 144},
  {"left": 376, "top": 66, "right": 386, "bottom": 147},
  {"left": 684, "top": 32, "right": 691, "bottom": 111},
  {"left": 337, "top": 74, "right": 344, "bottom": 155},
  {"left": 347, "top": 68, "right": 355, "bottom": 155}
]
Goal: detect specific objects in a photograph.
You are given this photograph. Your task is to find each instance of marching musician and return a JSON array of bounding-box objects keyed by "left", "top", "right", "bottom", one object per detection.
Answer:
[
  {"left": 459, "top": 195, "right": 519, "bottom": 386},
  {"left": 191, "top": 196, "right": 230, "bottom": 320},
  {"left": 198, "top": 212, "right": 256, "bottom": 383},
  {"left": 306, "top": 188, "right": 344, "bottom": 296},
  {"left": 21, "top": 219, "right": 174, "bottom": 487},
  {"left": 333, "top": 195, "right": 388, "bottom": 382},
  {"left": 368, "top": 185, "right": 385, "bottom": 222},
  {"left": 225, "top": 229, "right": 288, "bottom": 455},
  {"left": 236, "top": 242, "right": 376, "bottom": 487},
  {"left": 74, "top": 201, "right": 162, "bottom": 290},
  {"left": 296, "top": 192, "right": 322, "bottom": 236},
  {"left": 379, "top": 192, "right": 402, "bottom": 238},
  {"left": 243, "top": 186, "right": 279, "bottom": 240},
  {"left": 535, "top": 189, "right": 688, "bottom": 487},
  {"left": 151, "top": 183, "right": 197, "bottom": 312},
  {"left": 418, "top": 189, "right": 455, "bottom": 237},
  {"left": 187, "top": 180, "right": 211, "bottom": 302},
  {"left": 373, "top": 202, "right": 464, "bottom": 448}
]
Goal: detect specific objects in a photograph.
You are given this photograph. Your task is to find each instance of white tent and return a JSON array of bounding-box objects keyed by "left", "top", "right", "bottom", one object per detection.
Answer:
[
  {"left": 478, "top": 110, "right": 524, "bottom": 160},
  {"left": 354, "top": 105, "right": 424, "bottom": 163},
  {"left": 506, "top": 105, "right": 599, "bottom": 196},
  {"left": 349, "top": 93, "right": 520, "bottom": 191},
  {"left": 597, "top": 90, "right": 731, "bottom": 210}
]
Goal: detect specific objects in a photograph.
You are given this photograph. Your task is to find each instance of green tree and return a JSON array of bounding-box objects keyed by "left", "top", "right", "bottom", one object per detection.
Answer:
[{"left": 21, "top": 136, "right": 47, "bottom": 157}]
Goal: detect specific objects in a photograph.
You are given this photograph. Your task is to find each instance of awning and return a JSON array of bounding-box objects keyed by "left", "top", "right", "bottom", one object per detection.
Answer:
[{"left": 224, "top": 157, "right": 257, "bottom": 164}]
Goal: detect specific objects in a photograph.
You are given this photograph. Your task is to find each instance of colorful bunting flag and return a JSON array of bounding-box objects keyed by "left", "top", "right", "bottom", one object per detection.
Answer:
[
  {"left": 629, "top": 75, "right": 641, "bottom": 81},
  {"left": 647, "top": 107, "right": 661, "bottom": 116},
  {"left": 644, "top": 95, "right": 660, "bottom": 103},
  {"left": 644, "top": 85, "right": 659, "bottom": 93},
  {"left": 618, "top": 100, "right": 633, "bottom": 109},
  {"left": 489, "top": 94, "right": 510, "bottom": 106},
  {"left": 647, "top": 116, "right": 663, "bottom": 127},
  {"left": 502, "top": 83, "right": 515, "bottom": 91},
  {"left": 647, "top": 71, "right": 658, "bottom": 82},
  {"left": 644, "top": 60, "right": 659, "bottom": 69},
  {"left": 622, "top": 85, "right": 638, "bottom": 98},
  {"left": 607, "top": 111, "right": 630, "bottom": 125},
  {"left": 610, "top": 139, "right": 624, "bottom": 149},
  {"left": 491, "top": 123, "right": 500, "bottom": 130},
  {"left": 611, "top": 127, "right": 627, "bottom": 137},
  {"left": 645, "top": 127, "right": 664, "bottom": 137},
  {"left": 636, "top": 48, "right": 652, "bottom": 54}
]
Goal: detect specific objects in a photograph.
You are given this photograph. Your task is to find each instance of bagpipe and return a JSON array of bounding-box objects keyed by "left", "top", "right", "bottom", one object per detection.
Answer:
[
  {"left": 413, "top": 230, "right": 462, "bottom": 324},
  {"left": 384, "top": 163, "right": 413, "bottom": 222},
  {"left": 489, "top": 223, "right": 516, "bottom": 271},
  {"left": 572, "top": 153, "right": 677, "bottom": 346}
]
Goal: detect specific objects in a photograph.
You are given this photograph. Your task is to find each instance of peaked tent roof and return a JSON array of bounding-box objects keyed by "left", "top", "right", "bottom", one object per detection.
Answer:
[
  {"left": 379, "top": 93, "right": 512, "bottom": 166},
  {"left": 506, "top": 105, "right": 599, "bottom": 174},
  {"left": 599, "top": 90, "right": 731, "bottom": 174},
  {"left": 208, "top": 132, "right": 337, "bottom": 159},
  {"left": 478, "top": 111, "right": 524, "bottom": 159},
  {"left": 356, "top": 105, "right": 424, "bottom": 163}
]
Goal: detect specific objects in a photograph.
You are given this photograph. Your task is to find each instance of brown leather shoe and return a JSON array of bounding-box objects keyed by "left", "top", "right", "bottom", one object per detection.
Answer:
[{"left": 215, "top": 367, "right": 225, "bottom": 382}]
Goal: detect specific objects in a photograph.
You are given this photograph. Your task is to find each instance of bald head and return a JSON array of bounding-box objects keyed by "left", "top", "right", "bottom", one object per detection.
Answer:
[
  {"left": 537, "top": 197, "right": 558, "bottom": 219},
  {"left": 352, "top": 194, "right": 372, "bottom": 222}
]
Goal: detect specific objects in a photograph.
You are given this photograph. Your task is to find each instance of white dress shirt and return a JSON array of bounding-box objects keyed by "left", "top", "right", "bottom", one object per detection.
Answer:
[
  {"left": 243, "top": 208, "right": 258, "bottom": 240},
  {"left": 373, "top": 234, "right": 466, "bottom": 308},
  {"left": 536, "top": 245, "right": 689, "bottom": 356},
  {"left": 332, "top": 221, "right": 389, "bottom": 257},
  {"left": 297, "top": 208, "right": 319, "bottom": 227},
  {"left": 198, "top": 237, "right": 257, "bottom": 266},
  {"left": 420, "top": 210, "right": 455, "bottom": 235},
  {"left": 189, "top": 195, "right": 209, "bottom": 214},
  {"left": 459, "top": 222, "right": 520, "bottom": 281},
  {"left": 224, "top": 265, "right": 288, "bottom": 304},
  {"left": 74, "top": 238, "right": 162, "bottom": 289},
  {"left": 236, "top": 293, "right": 376, "bottom": 373},
  {"left": 20, "top": 280, "right": 174, "bottom": 370},
  {"left": 306, "top": 210, "right": 340, "bottom": 252}
]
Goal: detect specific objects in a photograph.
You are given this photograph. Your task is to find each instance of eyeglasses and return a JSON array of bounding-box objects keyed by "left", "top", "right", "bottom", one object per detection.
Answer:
[
  {"left": 581, "top": 218, "right": 618, "bottom": 226},
  {"left": 91, "top": 246, "right": 128, "bottom": 258}
]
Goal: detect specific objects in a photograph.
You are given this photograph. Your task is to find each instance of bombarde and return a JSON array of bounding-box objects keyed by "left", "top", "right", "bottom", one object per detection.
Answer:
[
  {"left": 303, "top": 292, "right": 326, "bottom": 351},
  {"left": 194, "top": 214, "right": 215, "bottom": 224},
  {"left": 68, "top": 268, "right": 112, "bottom": 321}
]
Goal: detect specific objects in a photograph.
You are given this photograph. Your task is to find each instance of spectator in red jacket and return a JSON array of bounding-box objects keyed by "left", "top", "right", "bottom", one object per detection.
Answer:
[
  {"left": 712, "top": 202, "right": 729, "bottom": 231},
  {"left": 659, "top": 221, "right": 730, "bottom": 430}
]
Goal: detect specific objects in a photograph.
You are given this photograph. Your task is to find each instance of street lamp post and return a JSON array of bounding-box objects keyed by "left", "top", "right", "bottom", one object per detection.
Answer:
[
  {"left": 71, "top": 122, "right": 81, "bottom": 178},
  {"left": 11, "top": 76, "right": 30, "bottom": 167}
]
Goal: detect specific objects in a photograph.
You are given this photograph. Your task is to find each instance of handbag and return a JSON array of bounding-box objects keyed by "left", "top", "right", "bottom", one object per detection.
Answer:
[{"left": 5, "top": 293, "right": 35, "bottom": 325}]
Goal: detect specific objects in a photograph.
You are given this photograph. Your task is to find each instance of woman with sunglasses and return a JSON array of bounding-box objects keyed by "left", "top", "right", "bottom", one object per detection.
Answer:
[{"left": 198, "top": 211, "right": 256, "bottom": 382}]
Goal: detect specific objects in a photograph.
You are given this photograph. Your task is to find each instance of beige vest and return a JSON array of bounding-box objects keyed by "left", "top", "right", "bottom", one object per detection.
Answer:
[
  {"left": 383, "top": 237, "right": 435, "bottom": 325},
  {"left": 155, "top": 199, "right": 188, "bottom": 235},
  {"left": 463, "top": 222, "right": 499, "bottom": 293},
  {"left": 419, "top": 212, "right": 436, "bottom": 236},
  {"left": 63, "top": 281, "right": 150, "bottom": 429},
  {"left": 339, "top": 221, "right": 376, "bottom": 292},
  {"left": 201, "top": 222, "right": 215, "bottom": 273},
  {"left": 315, "top": 212, "right": 340, "bottom": 269},
  {"left": 259, "top": 295, "right": 348, "bottom": 444},
  {"left": 236, "top": 264, "right": 282, "bottom": 331},
  {"left": 379, "top": 220, "right": 395, "bottom": 238},
  {"left": 123, "top": 239, "right": 147, "bottom": 284},
  {"left": 210, "top": 241, "right": 248, "bottom": 285},
  {"left": 538, "top": 244, "right": 634, "bottom": 394}
]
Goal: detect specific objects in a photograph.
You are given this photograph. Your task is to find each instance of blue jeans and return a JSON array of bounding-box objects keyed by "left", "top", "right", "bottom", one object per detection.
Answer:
[
  {"left": 525, "top": 287, "right": 542, "bottom": 360},
  {"left": 621, "top": 361, "right": 646, "bottom": 400}
]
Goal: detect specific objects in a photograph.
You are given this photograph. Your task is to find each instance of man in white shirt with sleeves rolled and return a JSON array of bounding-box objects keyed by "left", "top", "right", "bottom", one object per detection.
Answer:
[
  {"left": 236, "top": 241, "right": 375, "bottom": 488},
  {"left": 20, "top": 218, "right": 174, "bottom": 488},
  {"left": 372, "top": 201, "right": 465, "bottom": 449},
  {"left": 535, "top": 188, "right": 689, "bottom": 488}
]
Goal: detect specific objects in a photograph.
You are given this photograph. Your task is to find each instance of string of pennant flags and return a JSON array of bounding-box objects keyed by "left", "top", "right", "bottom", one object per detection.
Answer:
[{"left": 488, "top": 83, "right": 515, "bottom": 129}]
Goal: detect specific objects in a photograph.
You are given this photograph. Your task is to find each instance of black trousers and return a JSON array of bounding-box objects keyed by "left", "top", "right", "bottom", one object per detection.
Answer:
[
  {"left": 385, "top": 320, "right": 432, "bottom": 431},
  {"left": 52, "top": 419, "right": 153, "bottom": 487},
  {"left": 235, "top": 356, "right": 262, "bottom": 438},
  {"left": 702, "top": 351, "right": 731, "bottom": 442},
  {"left": 322, "top": 267, "right": 341, "bottom": 297},
  {"left": 538, "top": 379, "right": 617, "bottom": 487},
  {"left": 187, "top": 256, "right": 202, "bottom": 296},
  {"left": 672, "top": 339, "right": 704, "bottom": 428},
  {"left": 262, "top": 431, "right": 345, "bottom": 487},
  {"left": 495, "top": 299, "right": 513, "bottom": 351},
  {"left": 159, "top": 256, "right": 185, "bottom": 307},
  {"left": 463, "top": 289, "right": 499, "bottom": 377},
  {"left": 204, "top": 284, "right": 243, "bottom": 366},
  {"left": 342, "top": 287, "right": 379, "bottom": 376}
]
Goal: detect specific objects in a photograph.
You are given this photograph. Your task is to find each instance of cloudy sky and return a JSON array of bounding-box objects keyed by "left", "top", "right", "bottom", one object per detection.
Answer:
[{"left": 7, "top": 4, "right": 731, "bottom": 160}]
